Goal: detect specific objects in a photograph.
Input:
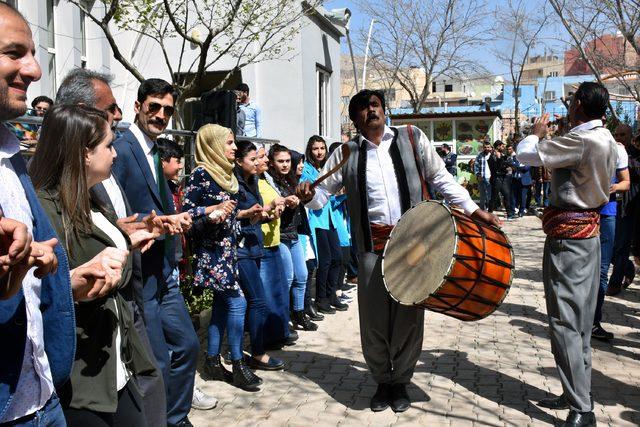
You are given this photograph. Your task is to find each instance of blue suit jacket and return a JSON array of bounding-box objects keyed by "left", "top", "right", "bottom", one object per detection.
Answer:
[
  {"left": 0, "top": 155, "right": 75, "bottom": 419},
  {"left": 111, "top": 129, "right": 177, "bottom": 300}
]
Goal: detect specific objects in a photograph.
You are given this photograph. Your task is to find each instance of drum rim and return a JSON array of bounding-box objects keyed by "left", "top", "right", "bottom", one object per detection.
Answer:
[{"left": 381, "top": 200, "right": 459, "bottom": 306}]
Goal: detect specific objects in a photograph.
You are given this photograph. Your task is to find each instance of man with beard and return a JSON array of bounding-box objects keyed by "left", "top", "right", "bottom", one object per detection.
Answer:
[{"left": 297, "top": 89, "right": 498, "bottom": 413}]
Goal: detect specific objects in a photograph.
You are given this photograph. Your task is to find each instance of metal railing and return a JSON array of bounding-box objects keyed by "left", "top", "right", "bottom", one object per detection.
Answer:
[{"left": 7, "top": 115, "right": 280, "bottom": 173}]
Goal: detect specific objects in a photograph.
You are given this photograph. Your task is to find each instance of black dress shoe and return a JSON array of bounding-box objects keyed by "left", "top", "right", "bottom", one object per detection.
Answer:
[
  {"left": 329, "top": 295, "right": 348, "bottom": 311},
  {"left": 390, "top": 383, "right": 410, "bottom": 412},
  {"left": 172, "top": 417, "right": 194, "bottom": 427},
  {"left": 370, "top": 383, "right": 391, "bottom": 412},
  {"left": 537, "top": 394, "right": 569, "bottom": 409},
  {"left": 231, "top": 358, "right": 262, "bottom": 391},
  {"left": 316, "top": 299, "right": 336, "bottom": 314},
  {"left": 247, "top": 356, "right": 285, "bottom": 371},
  {"left": 305, "top": 303, "right": 324, "bottom": 321},
  {"left": 564, "top": 410, "right": 596, "bottom": 427}
]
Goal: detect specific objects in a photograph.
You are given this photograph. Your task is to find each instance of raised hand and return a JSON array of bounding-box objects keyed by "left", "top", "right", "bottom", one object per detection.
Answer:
[{"left": 532, "top": 113, "right": 550, "bottom": 140}]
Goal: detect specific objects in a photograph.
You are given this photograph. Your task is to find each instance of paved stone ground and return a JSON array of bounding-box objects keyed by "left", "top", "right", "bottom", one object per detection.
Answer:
[{"left": 189, "top": 215, "right": 640, "bottom": 426}]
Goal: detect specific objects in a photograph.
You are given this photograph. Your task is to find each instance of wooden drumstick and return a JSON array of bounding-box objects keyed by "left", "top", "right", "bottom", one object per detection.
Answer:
[{"left": 311, "top": 144, "right": 351, "bottom": 189}]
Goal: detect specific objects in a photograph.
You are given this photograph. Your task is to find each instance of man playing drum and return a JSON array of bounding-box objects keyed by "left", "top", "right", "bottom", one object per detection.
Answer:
[
  {"left": 517, "top": 82, "right": 617, "bottom": 427},
  {"left": 297, "top": 89, "right": 498, "bottom": 412}
]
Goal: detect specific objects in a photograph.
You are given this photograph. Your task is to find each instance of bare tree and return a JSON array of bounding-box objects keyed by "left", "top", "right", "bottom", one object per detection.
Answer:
[
  {"left": 356, "top": 0, "right": 490, "bottom": 113},
  {"left": 66, "top": 0, "right": 318, "bottom": 106},
  {"left": 548, "top": 0, "right": 640, "bottom": 113},
  {"left": 493, "top": 0, "right": 548, "bottom": 136}
]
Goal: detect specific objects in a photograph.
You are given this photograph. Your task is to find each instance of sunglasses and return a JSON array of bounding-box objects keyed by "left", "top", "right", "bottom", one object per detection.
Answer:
[{"left": 147, "top": 102, "right": 175, "bottom": 117}]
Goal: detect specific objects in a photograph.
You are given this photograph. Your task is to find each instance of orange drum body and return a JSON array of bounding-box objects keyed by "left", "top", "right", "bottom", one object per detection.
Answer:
[{"left": 382, "top": 201, "right": 514, "bottom": 321}]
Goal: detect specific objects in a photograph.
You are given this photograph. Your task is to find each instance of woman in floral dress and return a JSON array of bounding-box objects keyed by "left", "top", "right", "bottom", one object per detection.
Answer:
[{"left": 183, "top": 124, "right": 262, "bottom": 391}]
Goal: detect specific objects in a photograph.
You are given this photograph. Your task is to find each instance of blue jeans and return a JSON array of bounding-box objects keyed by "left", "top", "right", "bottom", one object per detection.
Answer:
[
  {"left": 609, "top": 213, "right": 635, "bottom": 288},
  {"left": 280, "top": 240, "right": 308, "bottom": 311},
  {"left": 237, "top": 258, "right": 267, "bottom": 356},
  {"left": 4, "top": 394, "right": 65, "bottom": 427},
  {"left": 479, "top": 178, "right": 491, "bottom": 211},
  {"left": 594, "top": 214, "right": 616, "bottom": 326},
  {"left": 259, "top": 246, "right": 290, "bottom": 345},
  {"left": 208, "top": 293, "right": 247, "bottom": 360}
]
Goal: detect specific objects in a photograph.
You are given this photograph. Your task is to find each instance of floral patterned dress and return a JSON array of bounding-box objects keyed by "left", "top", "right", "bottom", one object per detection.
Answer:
[{"left": 183, "top": 167, "right": 242, "bottom": 296}]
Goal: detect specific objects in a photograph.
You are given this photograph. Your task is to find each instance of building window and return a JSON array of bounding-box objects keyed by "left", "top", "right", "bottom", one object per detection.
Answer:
[
  {"left": 548, "top": 71, "right": 559, "bottom": 77},
  {"left": 317, "top": 67, "right": 331, "bottom": 136},
  {"left": 444, "top": 84, "right": 453, "bottom": 92},
  {"left": 544, "top": 91, "right": 556, "bottom": 101},
  {"left": 431, "top": 81, "right": 437, "bottom": 93},
  {"left": 46, "top": 0, "right": 57, "bottom": 97}
]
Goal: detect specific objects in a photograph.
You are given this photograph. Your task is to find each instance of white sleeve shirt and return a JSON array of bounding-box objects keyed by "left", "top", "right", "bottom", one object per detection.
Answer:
[
  {"left": 101, "top": 175, "right": 128, "bottom": 219},
  {"left": 307, "top": 126, "right": 479, "bottom": 224},
  {"left": 130, "top": 123, "right": 157, "bottom": 183}
]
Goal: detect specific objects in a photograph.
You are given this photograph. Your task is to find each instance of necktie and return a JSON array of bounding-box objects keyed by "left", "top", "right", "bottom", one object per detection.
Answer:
[{"left": 152, "top": 144, "right": 171, "bottom": 256}]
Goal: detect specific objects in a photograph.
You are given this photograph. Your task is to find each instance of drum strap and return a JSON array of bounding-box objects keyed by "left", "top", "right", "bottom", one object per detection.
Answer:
[{"left": 406, "top": 124, "right": 430, "bottom": 200}]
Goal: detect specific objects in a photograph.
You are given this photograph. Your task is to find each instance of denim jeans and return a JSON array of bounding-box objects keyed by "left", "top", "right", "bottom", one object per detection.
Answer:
[
  {"left": 594, "top": 214, "right": 616, "bottom": 326},
  {"left": 609, "top": 213, "right": 635, "bottom": 288},
  {"left": 519, "top": 185, "right": 532, "bottom": 214},
  {"left": 208, "top": 293, "right": 247, "bottom": 360},
  {"left": 314, "top": 228, "right": 342, "bottom": 301},
  {"left": 237, "top": 257, "right": 267, "bottom": 356},
  {"left": 305, "top": 259, "right": 316, "bottom": 308},
  {"left": 280, "top": 240, "right": 308, "bottom": 311},
  {"left": 5, "top": 394, "right": 65, "bottom": 427},
  {"left": 259, "top": 246, "right": 290, "bottom": 345},
  {"left": 479, "top": 178, "right": 491, "bottom": 211}
]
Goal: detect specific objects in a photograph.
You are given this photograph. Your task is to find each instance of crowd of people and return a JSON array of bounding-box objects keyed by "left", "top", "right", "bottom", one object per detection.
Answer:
[{"left": 2, "top": 4, "right": 640, "bottom": 427}]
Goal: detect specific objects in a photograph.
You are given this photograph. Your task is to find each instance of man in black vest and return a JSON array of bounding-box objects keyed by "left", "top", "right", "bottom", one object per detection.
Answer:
[{"left": 298, "top": 89, "right": 498, "bottom": 412}]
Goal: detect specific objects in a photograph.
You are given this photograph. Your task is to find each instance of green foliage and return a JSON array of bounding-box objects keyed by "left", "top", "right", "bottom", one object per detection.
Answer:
[
  {"left": 605, "top": 102, "right": 631, "bottom": 132},
  {"left": 179, "top": 271, "right": 214, "bottom": 315}
]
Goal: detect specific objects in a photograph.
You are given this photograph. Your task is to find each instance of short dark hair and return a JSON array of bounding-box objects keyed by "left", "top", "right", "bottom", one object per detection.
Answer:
[
  {"left": 235, "top": 83, "right": 250, "bottom": 94},
  {"left": 348, "top": 89, "right": 386, "bottom": 122},
  {"left": 574, "top": 82, "right": 609, "bottom": 119},
  {"left": 157, "top": 138, "right": 184, "bottom": 161},
  {"left": 31, "top": 96, "right": 53, "bottom": 109},
  {"left": 137, "top": 78, "right": 179, "bottom": 104},
  {"left": 483, "top": 141, "right": 492, "bottom": 146},
  {"left": 493, "top": 140, "right": 504, "bottom": 149},
  {"left": 441, "top": 143, "right": 450, "bottom": 150}
]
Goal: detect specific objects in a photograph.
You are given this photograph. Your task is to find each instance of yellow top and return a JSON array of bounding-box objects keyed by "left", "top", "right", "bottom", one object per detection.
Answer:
[{"left": 258, "top": 179, "right": 280, "bottom": 247}]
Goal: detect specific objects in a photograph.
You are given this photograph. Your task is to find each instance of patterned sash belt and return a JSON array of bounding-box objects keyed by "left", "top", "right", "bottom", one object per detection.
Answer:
[
  {"left": 370, "top": 223, "right": 395, "bottom": 254},
  {"left": 541, "top": 206, "right": 601, "bottom": 239}
]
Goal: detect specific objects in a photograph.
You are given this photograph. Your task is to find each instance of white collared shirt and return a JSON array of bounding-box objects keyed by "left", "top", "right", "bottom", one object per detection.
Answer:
[
  {"left": 308, "top": 125, "right": 478, "bottom": 225},
  {"left": 0, "top": 127, "right": 54, "bottom": 422},
  {"left": 101, "top": 175, "right": 128, "bottom": 219},
  {"left": 361, "top": 127, "right": 403, "bottom": 225},
  {"left": 130, "top": 123, "right": 157, "bottom": 183}
]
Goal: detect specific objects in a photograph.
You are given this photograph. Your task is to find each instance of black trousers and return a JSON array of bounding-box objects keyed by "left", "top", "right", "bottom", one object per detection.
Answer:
[
  {"left": 314, "top": 227, "right": 342, "bottom": 301},
  {"left": 489, "top": 175, "right": 513, "bottom": 215},
  {"left": 64, "top": 381, "right": 146, "bottom": 427}
]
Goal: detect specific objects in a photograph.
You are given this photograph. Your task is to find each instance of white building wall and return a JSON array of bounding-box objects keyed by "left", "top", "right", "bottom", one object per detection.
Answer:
[{"left": 16, "top": 1, "right": 345, "bottom": 154}]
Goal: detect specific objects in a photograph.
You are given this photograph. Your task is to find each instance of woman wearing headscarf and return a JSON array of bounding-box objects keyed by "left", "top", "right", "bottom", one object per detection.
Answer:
[{"left": 182, "top": 124, "right": 262, "bottom": 391}]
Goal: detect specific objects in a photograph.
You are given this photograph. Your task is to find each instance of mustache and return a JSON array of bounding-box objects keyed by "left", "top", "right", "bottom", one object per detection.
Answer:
[
  {"left": 366, "top": 114, "right": 379, "bottom": 122},
  {"left": 150, "top": 118, "right": 166, "bottom": 126}
]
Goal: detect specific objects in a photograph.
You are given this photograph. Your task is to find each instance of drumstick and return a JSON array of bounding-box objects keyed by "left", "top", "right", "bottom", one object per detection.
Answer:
[{"left": 311, "top": 144, "right": 351, "bottom": 190}]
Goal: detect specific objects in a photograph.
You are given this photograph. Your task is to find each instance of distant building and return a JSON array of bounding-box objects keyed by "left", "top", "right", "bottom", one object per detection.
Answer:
[{"left": 521, "top": 54, "right": 564, "bottom": 85}]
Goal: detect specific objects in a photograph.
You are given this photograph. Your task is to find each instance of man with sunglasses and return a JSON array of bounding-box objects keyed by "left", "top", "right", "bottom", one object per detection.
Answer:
[{"left": 112, "top": 78, "right": 200, "bottom": 427}]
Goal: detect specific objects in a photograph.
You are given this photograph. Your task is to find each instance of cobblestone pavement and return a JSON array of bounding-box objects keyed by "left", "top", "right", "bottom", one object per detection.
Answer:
[{"left": 189, "top": 215, "right": 640, "bottom": 426}]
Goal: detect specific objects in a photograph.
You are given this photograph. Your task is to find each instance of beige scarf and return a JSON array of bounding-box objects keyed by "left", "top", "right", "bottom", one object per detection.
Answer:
[{"left": 195, "top": 124, "right": 239, "bottom": 194}]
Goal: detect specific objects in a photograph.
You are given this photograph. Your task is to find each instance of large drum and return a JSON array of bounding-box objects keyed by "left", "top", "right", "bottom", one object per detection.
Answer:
[{"left": 382, "top": 201, "right": 514, "bottom": 321}]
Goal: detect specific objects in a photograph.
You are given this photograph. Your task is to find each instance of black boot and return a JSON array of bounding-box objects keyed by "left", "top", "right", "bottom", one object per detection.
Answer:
[
  {"left": 305, "top": 303, "right": 324, "bottom": 321},
  {"left": 204, "top": 354, "right": 232, "bottom": 382},
  {"left": 292, "top": 310, "right": 318, "bottom": 331},
  {"left": 232, "top": 358, "right": 262, "bottom": 391}
]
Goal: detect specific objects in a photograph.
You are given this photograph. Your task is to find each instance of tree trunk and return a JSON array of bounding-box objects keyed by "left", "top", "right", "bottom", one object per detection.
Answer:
[{"left": 514, "top": 93, "right": 520, "bottom": 136}]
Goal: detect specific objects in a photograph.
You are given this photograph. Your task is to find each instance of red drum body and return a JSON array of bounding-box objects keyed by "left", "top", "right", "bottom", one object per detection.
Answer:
[{"left": 382, "top": 201, "right": 514, "bottom": 321}]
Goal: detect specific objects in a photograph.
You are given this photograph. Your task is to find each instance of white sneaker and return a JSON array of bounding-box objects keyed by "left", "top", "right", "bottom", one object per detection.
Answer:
[{"left": 192, "top": 386, "right": 218, "bottom": 410}]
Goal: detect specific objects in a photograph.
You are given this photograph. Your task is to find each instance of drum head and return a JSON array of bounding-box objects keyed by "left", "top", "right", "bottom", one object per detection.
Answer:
[{"left": 382, "top": 201, "right": 457, "bottom": 305}]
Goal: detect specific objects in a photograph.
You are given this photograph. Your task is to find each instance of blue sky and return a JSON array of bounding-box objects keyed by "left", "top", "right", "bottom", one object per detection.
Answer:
[{"left": 324, "top": 0, "right": 568, "bottom": 80}]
